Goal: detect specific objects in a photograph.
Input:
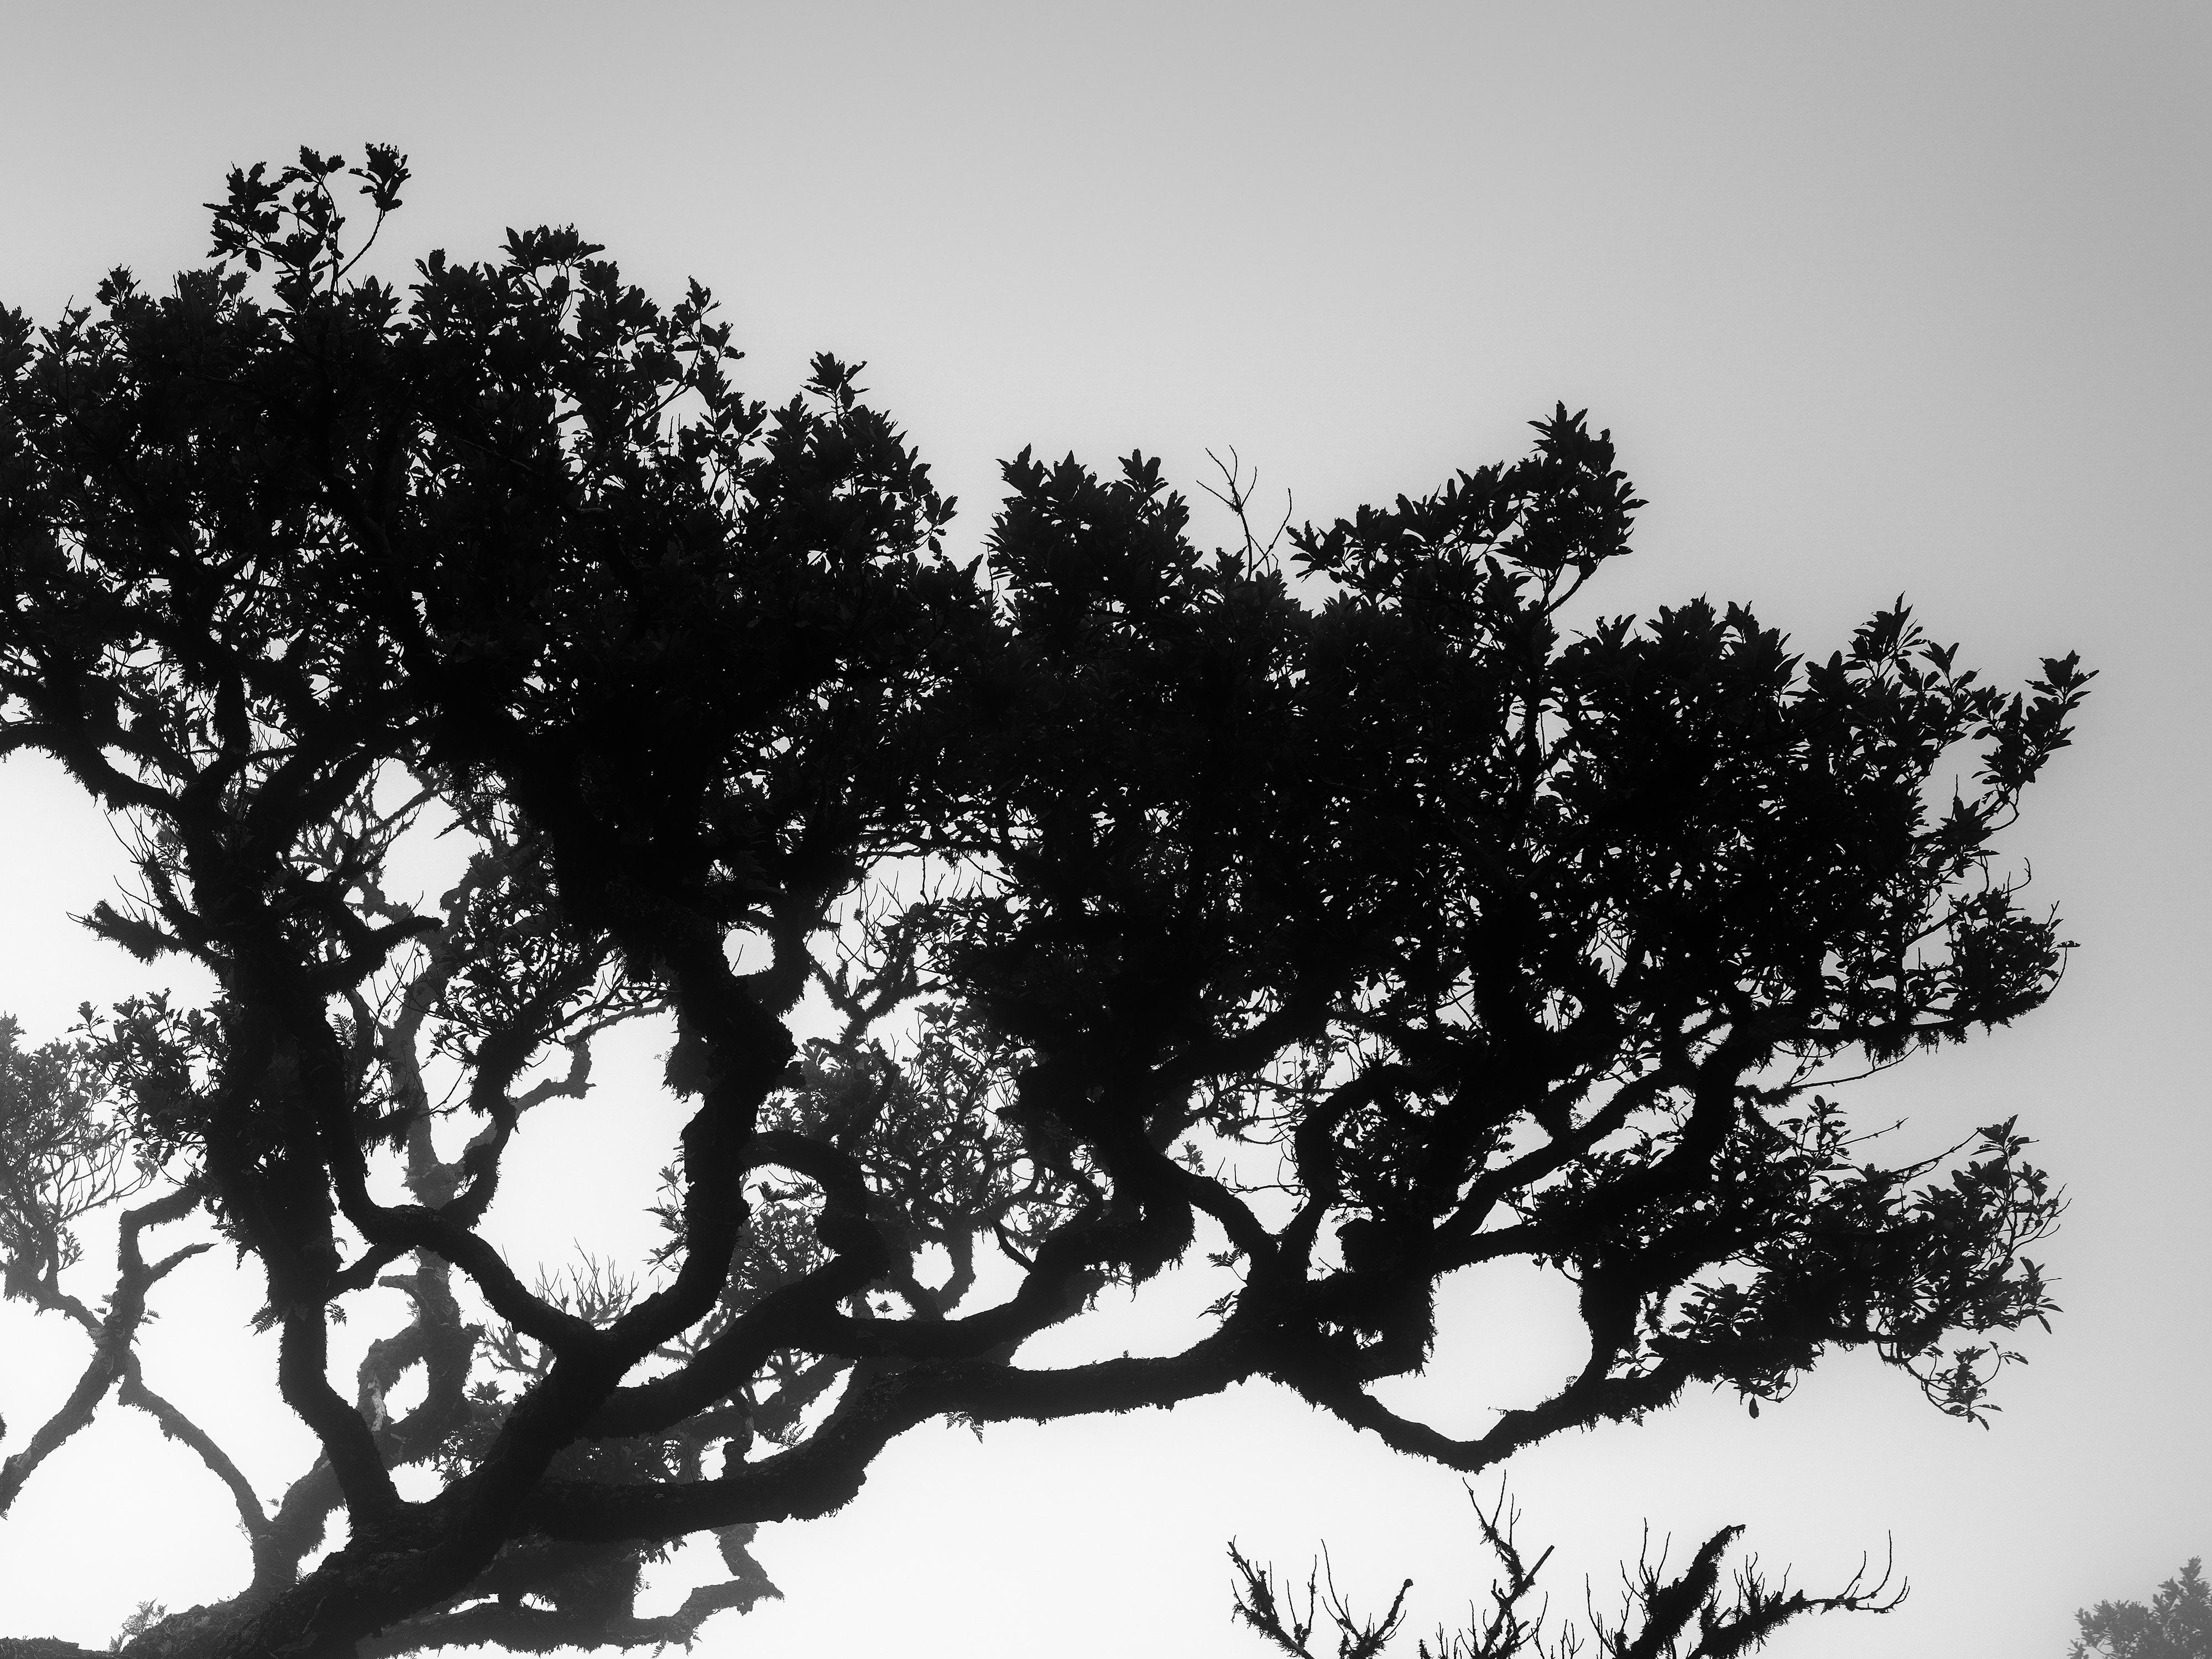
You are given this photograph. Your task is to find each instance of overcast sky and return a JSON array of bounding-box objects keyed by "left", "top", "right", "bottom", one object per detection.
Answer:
[{"left": 0, "top": 5, "right": 2205, "bottom": 1656}]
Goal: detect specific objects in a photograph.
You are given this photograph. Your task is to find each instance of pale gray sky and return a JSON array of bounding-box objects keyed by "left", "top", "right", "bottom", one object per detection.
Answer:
[{"left": 0, "top": 4, "right": 2204, "bottom": 1656}]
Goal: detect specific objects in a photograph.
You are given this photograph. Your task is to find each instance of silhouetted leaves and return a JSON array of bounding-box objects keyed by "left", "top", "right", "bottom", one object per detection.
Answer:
[
  {"left": 1231, "top": 1485, "right": 1903, "bottom": 1658},
  {"left": 0, "top": 148, "right": 2090, "bottom": 1659},
  {"left": 2073, "top": 1559, "right": 2211, "bottom": 1659}
]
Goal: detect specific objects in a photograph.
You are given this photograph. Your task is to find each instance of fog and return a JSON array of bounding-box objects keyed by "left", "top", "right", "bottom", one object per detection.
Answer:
[{"left": 0, "top": 7, "right": 2203, "bottom": 1655}]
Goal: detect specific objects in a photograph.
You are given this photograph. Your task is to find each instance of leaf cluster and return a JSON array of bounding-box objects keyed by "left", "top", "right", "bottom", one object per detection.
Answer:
[
  {"left": 2073, "top": 1559, "right": 2212, "bottom": 1659},
  {"left": 0, "top": 150, "right": 2091, "bottom": 1659}
]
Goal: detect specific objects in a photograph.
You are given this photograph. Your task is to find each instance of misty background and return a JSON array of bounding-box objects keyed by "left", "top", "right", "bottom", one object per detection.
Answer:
[{"left": 0, "top": 5, "right": 2203, "bottom": 1655}]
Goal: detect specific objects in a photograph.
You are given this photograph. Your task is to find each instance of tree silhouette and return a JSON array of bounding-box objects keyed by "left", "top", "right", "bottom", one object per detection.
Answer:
[
  {"left": 2072, "top": 1560, "right": 2211, "bottom": 1659},
  {"left": 1229, "top": 1483, "right": 1905, "bottom": 1659},
  {"left": 0, "top": 148, "right": 2087, "bottom": 1658}
]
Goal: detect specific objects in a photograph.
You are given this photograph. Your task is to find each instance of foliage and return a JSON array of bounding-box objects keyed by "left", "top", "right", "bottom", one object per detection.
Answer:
[
  {"left": 0, "top": 147, "right": 2088, "bottom": 1658},
  {"left": 2073, "top": 1560, "right": 2211, "bottom": 1659},
  {"left": 1230, "top": 1484, "right": 1902, "bottom": 1659}
]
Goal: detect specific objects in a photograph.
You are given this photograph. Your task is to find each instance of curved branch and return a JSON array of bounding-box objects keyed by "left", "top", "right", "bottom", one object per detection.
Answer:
[
  {"left": 536, "top": 1332, "right": 1260, "bottom": 1546},
  {"left": 0, "top": 1185, "right": 208, "bottom": 1517},
  {"left": 116, "top": 1368, "right": 271, "bottom": 1549}
]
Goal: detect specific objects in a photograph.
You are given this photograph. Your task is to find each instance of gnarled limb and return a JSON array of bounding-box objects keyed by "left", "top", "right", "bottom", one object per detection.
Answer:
[{"left": 0, "top": 1186, "right": 208, "bottom": 1516}]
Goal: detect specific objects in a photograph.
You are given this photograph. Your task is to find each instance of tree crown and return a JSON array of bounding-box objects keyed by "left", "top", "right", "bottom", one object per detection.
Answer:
[{"left": 0, "top": 147, "right": 2088, "bottom": 1658}]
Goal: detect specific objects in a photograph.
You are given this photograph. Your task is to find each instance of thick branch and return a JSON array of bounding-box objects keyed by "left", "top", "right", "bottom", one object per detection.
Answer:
[{"left": 536, "top": 1333, "right": 1259, "bottom": 1546}]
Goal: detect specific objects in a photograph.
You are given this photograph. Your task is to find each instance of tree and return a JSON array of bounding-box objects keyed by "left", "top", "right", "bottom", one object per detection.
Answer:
[
  {"left": 0, "top": 147, "right": 2087, "bottom": 1659},
  {"left": 2072, "top": 1561, "right": 2212, "bottom": 1659},
  {"left": 1228, "top": 1483, "right": 1910, "bottom": 1659}
]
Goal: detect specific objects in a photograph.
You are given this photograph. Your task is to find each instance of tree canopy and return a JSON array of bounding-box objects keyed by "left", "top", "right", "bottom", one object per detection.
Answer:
[
  {"left": 0, "top": 148, "right": 2088, "bottom": 1659},
  {"left": 2072, "top": 1561, "right": 2211, "bottom": 1659}
]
